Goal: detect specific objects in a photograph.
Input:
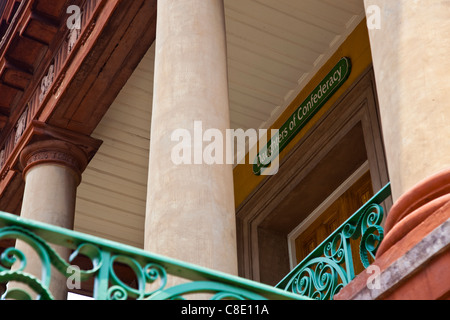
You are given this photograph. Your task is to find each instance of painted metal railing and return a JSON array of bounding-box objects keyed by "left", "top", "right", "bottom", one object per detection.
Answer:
[
  {"left": 276, "top": 183, "right": 391, "bottom": 300},
  {"left": 0, "top": 211, "right": 307, "bottom": 300}
]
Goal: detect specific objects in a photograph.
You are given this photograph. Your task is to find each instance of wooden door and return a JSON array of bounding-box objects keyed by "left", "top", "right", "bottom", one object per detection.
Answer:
[{"left": 295, "top": 171, "right": 373, "bottom": 275}]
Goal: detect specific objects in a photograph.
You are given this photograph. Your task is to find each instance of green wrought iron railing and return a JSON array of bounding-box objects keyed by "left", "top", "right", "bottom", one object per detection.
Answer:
[
  {"left": 0, "top": 184, "right": 391, "bottom": 301},
  {"left": 276, "top": 183, "right": 392, "bottom": 300},
  {"left": 0, "top": 211, "right": 308, "bottom": 301}
]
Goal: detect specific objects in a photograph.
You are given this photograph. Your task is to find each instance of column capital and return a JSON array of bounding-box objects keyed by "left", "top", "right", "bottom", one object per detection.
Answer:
[
  {"left": 20, "top": 140, "right": 88, "bottom": 184},
  {"left": 17, "top": 121, "right": 103, "bottom": 185}
]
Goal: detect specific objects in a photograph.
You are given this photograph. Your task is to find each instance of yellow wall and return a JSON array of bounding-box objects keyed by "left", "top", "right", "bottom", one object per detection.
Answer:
[{"left": 233, "top": 19, "right": 373, "bottom": 209}]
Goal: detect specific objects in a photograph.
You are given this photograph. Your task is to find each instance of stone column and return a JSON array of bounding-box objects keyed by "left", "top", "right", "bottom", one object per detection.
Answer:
[
  {"left": 145, "top": 0, "right": 238, "bottom": 278},
  {"left": 12, "top": 140, "right": 89, "bottom": 300},
  {"left": 333, "top": 1, "right": 450, "bottom": 300},
  {"left": 364, "top": 0, "right": 450, "bottom": 202}
]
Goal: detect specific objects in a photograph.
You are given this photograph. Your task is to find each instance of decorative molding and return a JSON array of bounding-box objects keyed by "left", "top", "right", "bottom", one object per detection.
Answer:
[
  {"left": 29, "top": 121, "right": 103, "bottom": 161},
  {"left": 52, "top": 72, "right": 66, "bottom": 95},
  {"left": 14, "top": 109, "right": 28, "bottom": 146},
  {"left": 0, "top": 0, "right": 104, "bottom": 185},
  {"left": 20, "top": 140, "right": 89, "bottom": 185},
  {"left": 0, "top": 165, "right": 9, "bottom": 181},
  {"left": 38, "top": 64, "right": 55, "bottom": 104},
  {"left": 0, "top": 149, "right": 5, "bottom": 171},
  {"left": 376, "top": 167, "right": 450, "bottom": 258},
  {"left": 67, "top": 27, "right": 81, "bottom": 54},
  {"left": 0, "top": 120, "right": 102, "bottom": 185},
  {"left": 80, "top": 20, "right": 96, "bottom": 46}
]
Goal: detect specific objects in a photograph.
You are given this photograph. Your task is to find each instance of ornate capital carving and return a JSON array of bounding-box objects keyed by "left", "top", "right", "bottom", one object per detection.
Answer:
[{"left": 20, "top": 140, "right": 89, "bottom": 184}]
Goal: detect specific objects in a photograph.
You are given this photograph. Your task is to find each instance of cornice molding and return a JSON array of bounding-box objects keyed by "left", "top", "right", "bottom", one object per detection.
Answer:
[{"left": 17, "top": 121, "right": 103, "bottom": 185}]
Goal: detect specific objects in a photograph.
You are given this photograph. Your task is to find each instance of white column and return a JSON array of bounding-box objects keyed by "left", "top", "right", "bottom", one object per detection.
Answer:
[
  {"left": 145, "top": 0, "right": 238, "bottom": 277},
  {"left": 364, "top": 0, "right": 450, "bottom": 201}
]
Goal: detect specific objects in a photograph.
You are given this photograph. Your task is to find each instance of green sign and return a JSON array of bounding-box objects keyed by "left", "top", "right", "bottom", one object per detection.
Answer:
[{"left": 253, "top": 57, "right": 352, "bottom": 175}]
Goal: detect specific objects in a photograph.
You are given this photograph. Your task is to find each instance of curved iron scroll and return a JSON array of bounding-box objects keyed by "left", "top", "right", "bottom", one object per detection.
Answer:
[
  {"left": 0, "top": 226, "right": 102, "bottom": 300},
  {"left": 276, "top": 183, "right": 391, "bottom": 300},
  {"left": 0, "top": 211, "right": 306, "bottom": 300}
]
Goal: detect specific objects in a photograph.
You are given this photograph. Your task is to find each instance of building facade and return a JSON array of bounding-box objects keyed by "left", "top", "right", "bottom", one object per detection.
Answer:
[{"left": 0, "top": 0, "right": 449, "bottom": 300}]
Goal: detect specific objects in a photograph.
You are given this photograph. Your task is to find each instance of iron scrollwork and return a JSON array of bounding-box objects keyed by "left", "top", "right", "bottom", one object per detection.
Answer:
[
  {"left": 0, "top": 211, "right": 307, "bottom": 301},
  {"left": 0, "top": 226, "right": 102, "bottom": 300},
  {"left": 277, "top": 184, "right": 391, "bottom": 300}
]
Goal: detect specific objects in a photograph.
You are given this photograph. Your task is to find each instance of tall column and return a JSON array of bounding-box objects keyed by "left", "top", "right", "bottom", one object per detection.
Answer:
[
  {"left": 145, "top": 0, "right": 238, "bottom": 277},
  {"left": 12, "top": 140, "right": 89, "bottom": 300},
  {"left": 334, "top": 1, "right": 450, "bottom": 300},
  {"left": 364, "top": 0, "right": 450, "bottom": 244},
  {"left": 364, "top": 0, "right": 450, "bottom": 202}
]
